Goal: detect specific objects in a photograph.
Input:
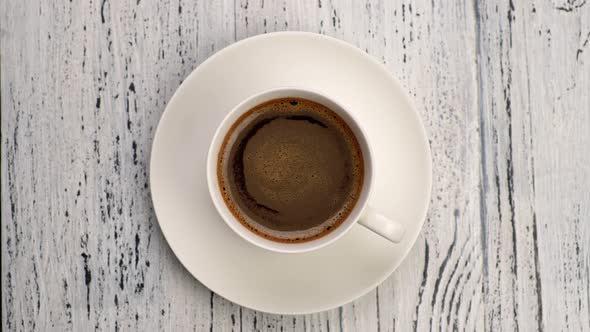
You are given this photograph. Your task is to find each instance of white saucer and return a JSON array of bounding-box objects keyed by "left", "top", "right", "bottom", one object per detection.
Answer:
[{"left": 150, "top": 32, "right": 431, "bottom": 314}]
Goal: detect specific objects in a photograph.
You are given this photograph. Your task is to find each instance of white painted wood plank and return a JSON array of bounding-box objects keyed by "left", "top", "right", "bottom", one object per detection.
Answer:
[{"left": 476, "top": 0, "right": 590, "bottom": 331}]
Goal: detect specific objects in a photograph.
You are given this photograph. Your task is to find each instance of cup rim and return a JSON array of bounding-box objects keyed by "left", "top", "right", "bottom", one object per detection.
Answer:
[{"left": 206, "top": 87, "right": 374, "bottom": 254}]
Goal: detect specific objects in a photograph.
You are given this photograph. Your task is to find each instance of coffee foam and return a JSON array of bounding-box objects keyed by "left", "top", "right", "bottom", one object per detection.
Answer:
[{"left": 217, "top": 98, "right": 364, "bottom": 243}]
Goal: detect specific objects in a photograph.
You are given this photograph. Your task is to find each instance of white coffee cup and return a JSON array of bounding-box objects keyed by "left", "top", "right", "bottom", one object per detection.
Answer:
[{"left": 206, "top": 87, "right": 405, "bottom": 253}]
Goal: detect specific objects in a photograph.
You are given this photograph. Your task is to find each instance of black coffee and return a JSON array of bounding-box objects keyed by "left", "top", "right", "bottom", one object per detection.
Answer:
[{"left": 217, "top": 98, "right": 364, "bottom": 243}]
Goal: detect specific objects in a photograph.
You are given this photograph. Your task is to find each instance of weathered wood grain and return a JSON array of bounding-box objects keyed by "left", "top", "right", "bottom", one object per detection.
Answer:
[
  {"left": 476, "top": 0, "right": 590, "bottom": 330},
  {"left": 1, "top": 0, "right": 588, "bottom": 331}
]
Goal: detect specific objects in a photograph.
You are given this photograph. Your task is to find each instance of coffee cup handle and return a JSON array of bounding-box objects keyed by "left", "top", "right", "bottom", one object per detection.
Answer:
[{"left": 358, "top": 206, "right": 406, "bottom": 243}]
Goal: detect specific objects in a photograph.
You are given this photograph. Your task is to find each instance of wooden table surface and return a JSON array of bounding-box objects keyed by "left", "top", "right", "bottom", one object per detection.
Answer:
[{"left": 2, "top": 0, "right": 589, "bottom": 331}]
